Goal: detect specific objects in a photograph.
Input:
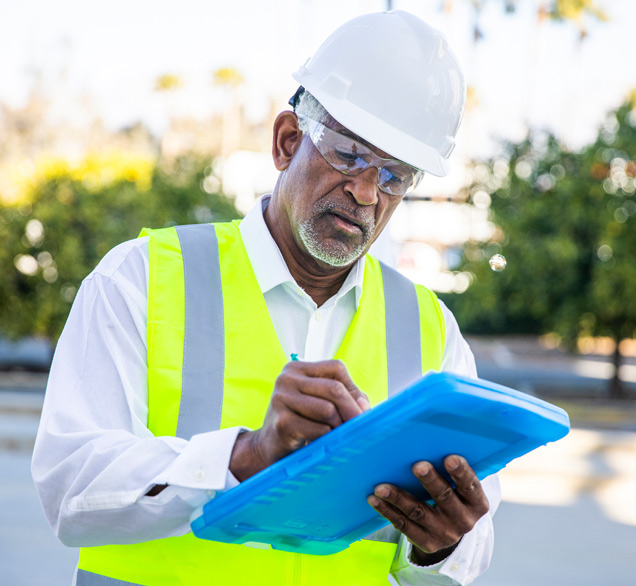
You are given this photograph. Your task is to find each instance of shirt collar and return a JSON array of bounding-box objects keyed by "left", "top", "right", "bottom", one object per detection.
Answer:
[{"left": 239, "top": 194, "right": 365, "bottom": 309}]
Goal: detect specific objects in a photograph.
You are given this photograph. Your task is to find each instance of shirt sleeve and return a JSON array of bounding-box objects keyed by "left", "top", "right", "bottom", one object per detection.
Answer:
[
  {"left": 31, "top": 238, "right": 242, "bottom": 547},
  {"left": 389, "top": 299, "right": 501, "bottom": 585}
]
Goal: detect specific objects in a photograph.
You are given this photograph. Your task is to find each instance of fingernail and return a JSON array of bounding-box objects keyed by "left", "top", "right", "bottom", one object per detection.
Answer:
[
  {"left": 414, "top": 462, "right": 431, "bottom": 476},
  {"left": 357, "top": 396, "right": 370, "bottom": 410},
  {"left": 447, "top": 456, "right": 460, "bottom": 470},
  {"left": 367, "top": 495, "right": 380, "bottom": 507},
  {"left": 374, "top": 485, "right": 390, "bottom": 498}
]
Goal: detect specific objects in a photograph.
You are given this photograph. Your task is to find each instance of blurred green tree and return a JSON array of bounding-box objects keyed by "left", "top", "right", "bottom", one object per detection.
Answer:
[
  {"left": 443, "top": 96, "right": 636, "bottom": 398},
  {"left": 0, "top": 153, "right": 241, "bottom": 345}
]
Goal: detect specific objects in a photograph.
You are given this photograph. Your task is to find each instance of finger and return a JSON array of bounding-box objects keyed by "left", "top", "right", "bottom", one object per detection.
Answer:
[
  {"left": 299, "top": 377, "right": 361, "bottom": 422},
  {"left": 283, "top": 365, "right": 365, "bottom": 421},
  {"left": 280, "top": 390, "right": 344, "bottom": 429},
  {"left": 322, "top": 360, "right": 370, "bottom": 411},
  {"left": 367, "top": 493, "right": 453, "bottom": 553},
  {"left": 412, "top": 461, "right": 465, "bottom": 519},
  {"left": 372, "top": 483, "right": 435, "bottom": 527},
  {"left": 444, "top": 456, "right": 490, "bottom": 515},
  {"left": 413, "top": 460, "right": 489, "bottom": 534},
  {"left": 288, "top": 360, "right": 370, "bottom": 411},
  {"left": 295, "top": 359, "right": 370, "bottom": 409}
]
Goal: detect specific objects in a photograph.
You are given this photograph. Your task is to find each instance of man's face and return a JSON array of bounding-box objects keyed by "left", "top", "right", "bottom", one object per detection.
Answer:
[{"left": 276, "top": 114, "right": 405, "bottom": 269}]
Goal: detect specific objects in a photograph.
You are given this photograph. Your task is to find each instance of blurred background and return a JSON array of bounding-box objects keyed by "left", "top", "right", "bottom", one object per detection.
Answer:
[{"left": 1, "top": 0, "right": 635, "bottom": 584}]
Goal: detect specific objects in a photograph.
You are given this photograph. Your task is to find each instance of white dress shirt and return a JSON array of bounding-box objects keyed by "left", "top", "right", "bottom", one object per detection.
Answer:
[{"left": 32, "top": 196, "right": 499, "bottom": 585}]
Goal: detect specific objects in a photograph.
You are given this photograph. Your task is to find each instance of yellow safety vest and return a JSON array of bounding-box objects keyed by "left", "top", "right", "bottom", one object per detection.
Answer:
[{"left": 77, "top": 221, "right": 445, "bottom": 585}]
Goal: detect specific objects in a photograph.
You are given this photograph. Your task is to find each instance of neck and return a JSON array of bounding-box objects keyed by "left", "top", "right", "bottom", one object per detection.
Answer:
[{"left": 263, "top": 196, "right": 354, "bottom": 308}]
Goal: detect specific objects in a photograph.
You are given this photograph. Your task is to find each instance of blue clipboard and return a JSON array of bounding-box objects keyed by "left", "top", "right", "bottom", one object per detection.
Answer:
[{"left": 191, "top": 372, "right": 570, "bottom": 555}]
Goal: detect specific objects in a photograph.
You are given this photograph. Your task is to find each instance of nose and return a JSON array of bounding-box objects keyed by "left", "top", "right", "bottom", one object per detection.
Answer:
[{"left": 344, "top": 166, "right": 379, "bottom": 206}]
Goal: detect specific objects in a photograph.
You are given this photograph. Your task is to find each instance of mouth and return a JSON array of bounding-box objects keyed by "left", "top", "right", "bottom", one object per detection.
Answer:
[{"left": 329, "top": 210, "right": 365, "bottom": 234}]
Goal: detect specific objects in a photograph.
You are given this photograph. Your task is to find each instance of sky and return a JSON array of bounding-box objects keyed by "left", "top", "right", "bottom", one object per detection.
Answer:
[{"left": 1, "top": 0, "right": 635, "bottom": 166}]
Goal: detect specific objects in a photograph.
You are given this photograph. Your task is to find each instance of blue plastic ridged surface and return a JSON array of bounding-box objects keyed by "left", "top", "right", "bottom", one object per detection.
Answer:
[{"left": 191, "top": 372, "right": 570, "bottom": 555}]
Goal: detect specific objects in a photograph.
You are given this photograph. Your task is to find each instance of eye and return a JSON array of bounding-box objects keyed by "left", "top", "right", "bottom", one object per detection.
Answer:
[
  {"left": 334, "top": 148, "right": 358, "bottom": 162},
  {"left": 333, "top": 148, "right": 366, "bottom": 171},
  {"left": 380, "top": 168, "right": 405, "bottom": 185}
]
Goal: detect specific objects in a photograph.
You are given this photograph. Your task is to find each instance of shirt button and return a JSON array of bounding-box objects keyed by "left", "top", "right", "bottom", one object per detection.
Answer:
[
  {"left": 194, "top": 469, "right": 206, "bottom": 481},
  {"left": 314, "top": 310, "right": 323, "bottom": 321},
  {"left": 450, "top": 563, "right": 460, "bottom": 572}
]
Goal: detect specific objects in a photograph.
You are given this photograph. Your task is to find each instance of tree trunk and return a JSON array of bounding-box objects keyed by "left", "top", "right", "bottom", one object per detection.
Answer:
[{"left": 608, "top": 338, "right": 627, "bottom": 400}]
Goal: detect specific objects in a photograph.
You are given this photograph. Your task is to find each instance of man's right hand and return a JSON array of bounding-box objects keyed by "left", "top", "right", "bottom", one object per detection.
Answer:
[{"left": 229, "top": 359, "right": 370, "bottom": 481}]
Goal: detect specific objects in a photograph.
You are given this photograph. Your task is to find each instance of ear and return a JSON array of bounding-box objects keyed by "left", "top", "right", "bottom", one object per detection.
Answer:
[{"left": 272, "top": 111, "right": 303, "bottom": 171}]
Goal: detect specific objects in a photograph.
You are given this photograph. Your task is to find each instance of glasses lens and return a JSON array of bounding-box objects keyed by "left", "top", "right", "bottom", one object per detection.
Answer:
[
  {"left": 378, "top": 165, "right": 423, "bottom": 196},
  {"left": 303, "top": 117, "right": 423, "bottom": 196},
  {"left": 311, "top": 124, "right": 369, "bottom": 174}
]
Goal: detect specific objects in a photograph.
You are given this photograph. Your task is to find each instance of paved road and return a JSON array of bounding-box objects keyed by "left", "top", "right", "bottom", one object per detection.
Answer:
[
  {"left": 485, "top": 498, "right": 636, "bottom": 586},
  {"left": 484, "top": 428, "right": 636, "bottom": 585}
]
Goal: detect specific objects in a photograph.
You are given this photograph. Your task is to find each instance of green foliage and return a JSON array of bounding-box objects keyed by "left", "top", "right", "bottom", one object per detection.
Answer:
[
  {"left": 443, "top": 98, "right": 636, "bottom": 355},
  {"left": 0, "top": 154, "right": 241, "bottom": 342}
]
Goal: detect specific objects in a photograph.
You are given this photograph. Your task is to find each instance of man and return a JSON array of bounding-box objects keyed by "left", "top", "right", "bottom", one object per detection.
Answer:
[{"left": 33, "top": 10, "right": 500, "bottom": 586}]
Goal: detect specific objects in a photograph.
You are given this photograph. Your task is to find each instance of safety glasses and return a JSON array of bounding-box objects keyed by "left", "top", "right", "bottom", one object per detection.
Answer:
[{"left": 299, "top": 116, "right": 424, "bottom": 197}]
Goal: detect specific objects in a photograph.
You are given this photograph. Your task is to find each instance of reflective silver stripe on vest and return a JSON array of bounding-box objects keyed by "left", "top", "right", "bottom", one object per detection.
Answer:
[
  {"left": 76, "top": 570, "right": 141, "bottom": 585},
  {"left": 379, "top": 261, "right": 422, "bottom": 397},
  {"left": 175, "top": 224, "right": 225, "bottom": 440}
]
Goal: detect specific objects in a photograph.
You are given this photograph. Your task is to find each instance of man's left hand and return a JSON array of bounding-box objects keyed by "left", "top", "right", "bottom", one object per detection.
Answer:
[{"left": 367, "top": 455, "right": 490, "bottom": 566}]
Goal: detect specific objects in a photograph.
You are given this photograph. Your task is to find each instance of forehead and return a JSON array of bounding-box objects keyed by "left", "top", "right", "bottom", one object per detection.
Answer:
[{"left": 324, "top": 117, "right": 395, "bottom": 161}]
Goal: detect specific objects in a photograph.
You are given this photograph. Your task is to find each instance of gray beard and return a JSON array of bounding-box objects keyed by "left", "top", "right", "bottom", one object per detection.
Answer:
[{"left": 297, "top": 201, "right": 376, "bottom": 267}]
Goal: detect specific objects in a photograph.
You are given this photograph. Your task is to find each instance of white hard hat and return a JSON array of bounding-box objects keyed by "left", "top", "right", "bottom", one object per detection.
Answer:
[{"left": 292, "top": 11, "right": 466, "bottom": 177}]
